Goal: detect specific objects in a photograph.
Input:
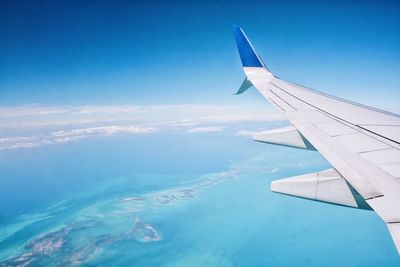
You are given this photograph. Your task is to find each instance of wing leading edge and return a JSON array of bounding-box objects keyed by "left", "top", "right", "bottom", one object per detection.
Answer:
[{"left": 231, "top": 25, "right": 400, "bottom": 254}]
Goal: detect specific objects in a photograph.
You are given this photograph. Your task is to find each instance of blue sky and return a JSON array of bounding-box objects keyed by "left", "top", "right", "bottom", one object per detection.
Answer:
[{"left": 0, "top": 0, "right": 399, "bottom": 111}]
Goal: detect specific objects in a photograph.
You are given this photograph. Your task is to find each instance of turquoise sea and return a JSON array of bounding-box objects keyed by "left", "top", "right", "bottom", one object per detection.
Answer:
[{"left": 0, "top": 129, "right": 399, "bottom": 266}]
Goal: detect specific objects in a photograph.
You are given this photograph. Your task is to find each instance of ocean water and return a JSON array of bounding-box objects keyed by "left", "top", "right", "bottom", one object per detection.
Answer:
[{"left": 0, "top": 131, "right": 399, "bottom": 266}]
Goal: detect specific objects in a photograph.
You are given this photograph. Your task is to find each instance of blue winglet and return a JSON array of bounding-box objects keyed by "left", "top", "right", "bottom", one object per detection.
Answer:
[{"left": 231, "top": 25, "right": 264, "bottom": 68}]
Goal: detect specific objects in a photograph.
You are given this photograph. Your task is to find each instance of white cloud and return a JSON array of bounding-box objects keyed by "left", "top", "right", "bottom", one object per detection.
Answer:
[
  {"left": 51, "top": 126, "right": 156, "bottom": 138},
  {"left": 271, "top": 167, "right": 280, "bottom": 173},
  {"left": 74, "top": 105, "right": 140, "bottom": 114},
  {"left": 0, "top": 126, "right": 158, "bottom": 150},
  {"left": 0, "top": 104, "right": 283, "bottom": 126},
  {"left": 235, "top": 130, "right": 257, "bottom": 137},
  {"left": 0, "top": 104, "right": 67, "bottom": 118},
  {"left": 0, "top": 103, "right": 286, "bottom": 150},
  {"left": 185, "top": 127, "right": 224, "bottom": 133}
]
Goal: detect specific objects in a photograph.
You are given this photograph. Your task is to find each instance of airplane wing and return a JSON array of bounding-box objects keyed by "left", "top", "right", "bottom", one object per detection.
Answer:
[{"left": 231, "top": 26, "right": 400, "bottom": 254}]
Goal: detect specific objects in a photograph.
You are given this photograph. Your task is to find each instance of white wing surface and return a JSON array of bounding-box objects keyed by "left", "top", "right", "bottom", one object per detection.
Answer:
[{"left": 231, "top": 26, "right": 400, "bottom": 254}]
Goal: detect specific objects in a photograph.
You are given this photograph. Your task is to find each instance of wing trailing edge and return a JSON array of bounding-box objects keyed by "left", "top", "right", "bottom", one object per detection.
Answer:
[
  {"left": 253, "top": 126, "right": 316, "bottom": 150},
  {"left": 271, "top": 168, "right": 371, "bottom": 209}
]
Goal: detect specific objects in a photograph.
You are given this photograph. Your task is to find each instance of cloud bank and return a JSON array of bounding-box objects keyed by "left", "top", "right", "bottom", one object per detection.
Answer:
[
  {"left": 185, "top": 127, "right": 224, "bottom": 133},
  {"left": 0, "top": 126, "right": 157, "bottom": 150},
  {"left": 0, "top": 104, "right": 285, "bottom": 150}
]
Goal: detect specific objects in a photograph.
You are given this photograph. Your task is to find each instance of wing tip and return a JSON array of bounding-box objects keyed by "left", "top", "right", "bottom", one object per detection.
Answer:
[{"left": 231, "top": 25, "right": 264, "bottom": 68}]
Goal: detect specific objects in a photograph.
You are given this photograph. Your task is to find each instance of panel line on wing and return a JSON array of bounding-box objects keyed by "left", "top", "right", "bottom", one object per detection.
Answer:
[
  {"left": 269, "top": 90, "right": 297, "bottom": 111},
  {"left": 358, "top": 147, "right": 394, "bottom": 155},
  {"left": 284, "top": 80, "right": 400, "bottom": 118},
  {"left": 266, "top": 97, "right": 286, "bottom": 112},
  {"left": 270, "top": 81, "right": 400, "bottom": 147},
  {"left": 356, "top": 125, "right": 400, "bottom": 145},
  {"left": 331, "top": 132, "right": 360, "bottom": 137}
]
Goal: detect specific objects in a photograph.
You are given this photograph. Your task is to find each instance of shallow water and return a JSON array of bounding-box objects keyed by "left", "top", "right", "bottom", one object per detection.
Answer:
[{"left": 0, "top": 132, "right": 399, "bottom": 266}]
